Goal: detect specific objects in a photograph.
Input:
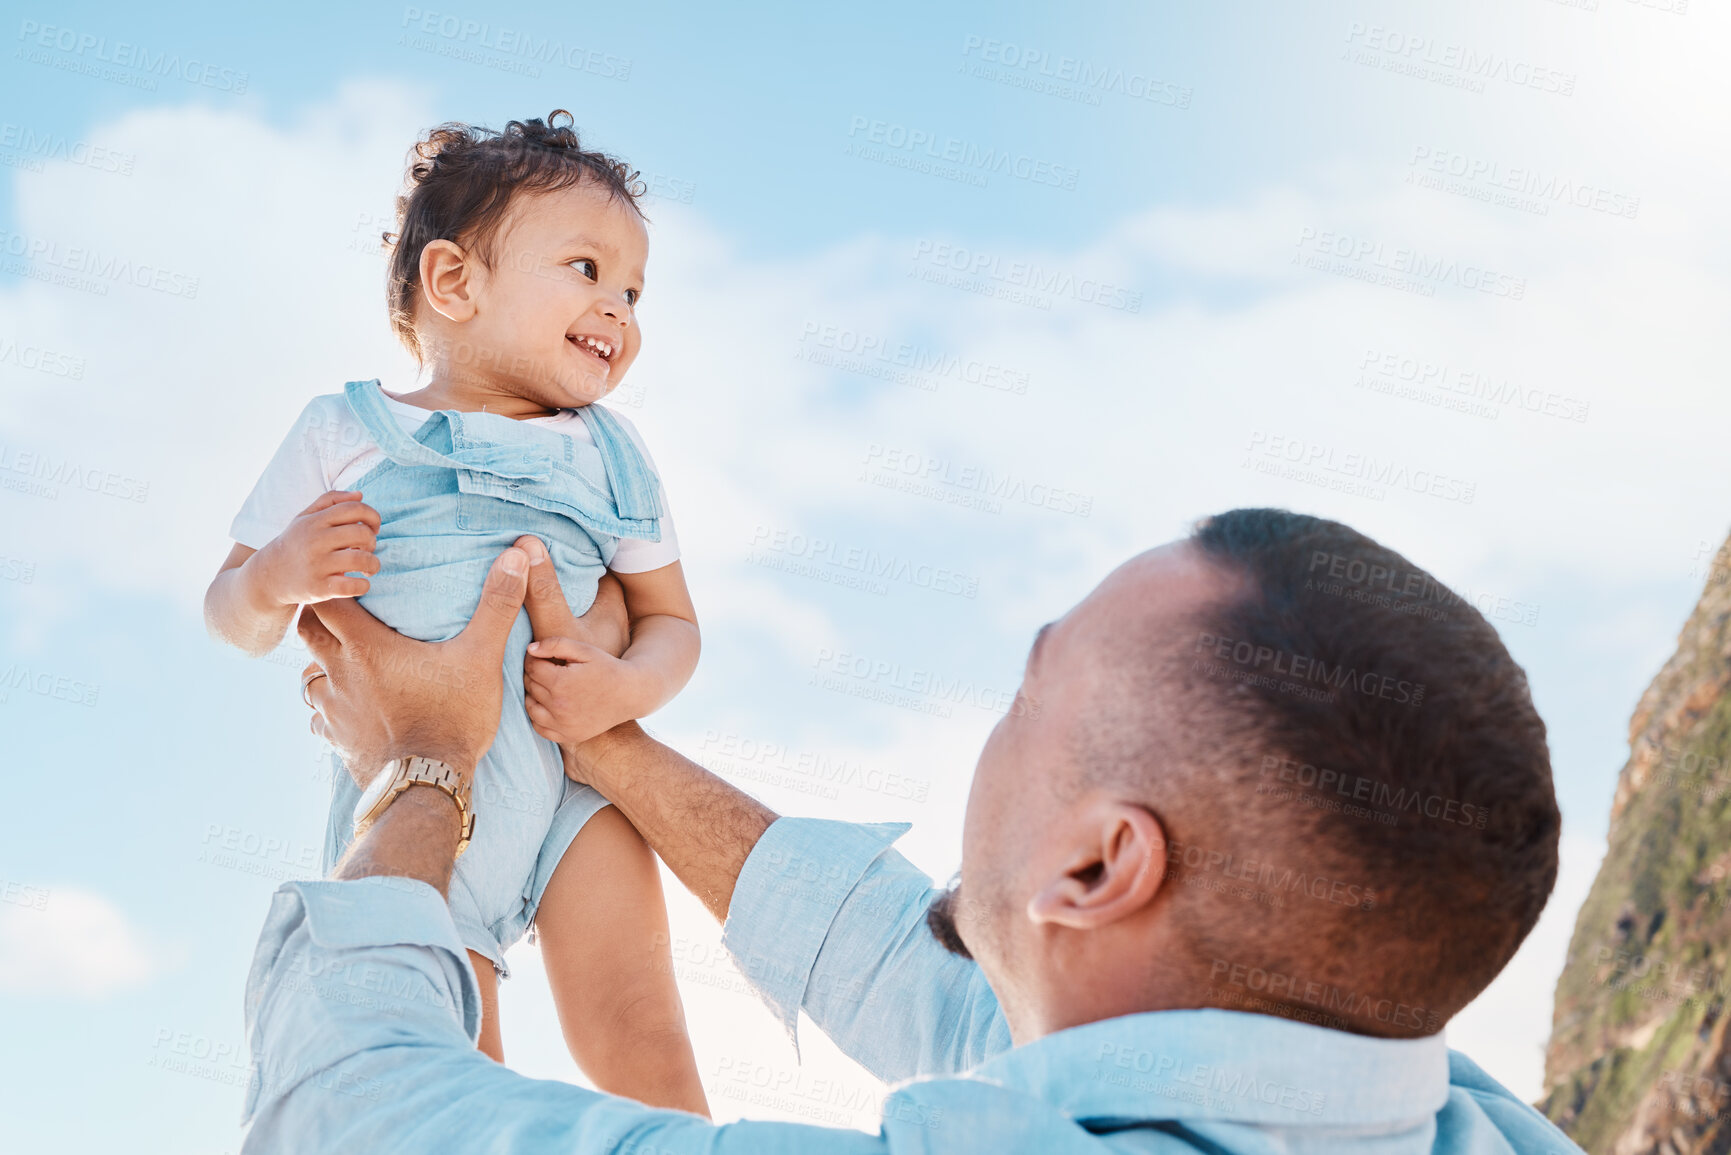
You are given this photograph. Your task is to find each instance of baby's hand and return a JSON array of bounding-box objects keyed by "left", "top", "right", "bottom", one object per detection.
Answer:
[
  {"left": 255, "top": 491, "right": 381, "bottom": 606},
  {"left": 524, "top": 637, "right": 644, "bottom": 745}
]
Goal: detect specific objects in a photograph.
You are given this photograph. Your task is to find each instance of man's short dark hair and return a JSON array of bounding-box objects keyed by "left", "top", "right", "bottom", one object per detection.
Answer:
[{"left": 1081, "top": 509, "right": 1559, "bottom": 1027}]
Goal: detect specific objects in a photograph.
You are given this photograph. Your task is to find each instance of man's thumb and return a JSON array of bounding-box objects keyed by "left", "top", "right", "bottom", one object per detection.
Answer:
[
  {"left": 517, "top": 535, "right": 578, "bottom": 640},
  {"left": 464, "top": 546, "right": 530, "bottom": 652}
]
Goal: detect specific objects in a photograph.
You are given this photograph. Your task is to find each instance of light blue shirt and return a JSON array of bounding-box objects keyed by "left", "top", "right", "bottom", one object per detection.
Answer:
[{"left": 240, "top": 817, "right": 1583, "bottom": 1153}]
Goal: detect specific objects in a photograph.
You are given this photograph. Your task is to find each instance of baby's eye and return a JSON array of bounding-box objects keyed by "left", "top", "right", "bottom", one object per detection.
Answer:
[
  {"left": 624, "top": 288, "right": 640, "bottom": 306},
  {"left": 569, "top": 258, "right": 597, "bottom": 280}
]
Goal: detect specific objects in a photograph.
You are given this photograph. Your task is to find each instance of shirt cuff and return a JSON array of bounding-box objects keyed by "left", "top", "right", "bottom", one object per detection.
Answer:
[
  {"left": 242, "top": 877, "right": 481, "bottom": 1124},
  {"left": 721, "top": 817, "right": 911, "bottom": 1050}
]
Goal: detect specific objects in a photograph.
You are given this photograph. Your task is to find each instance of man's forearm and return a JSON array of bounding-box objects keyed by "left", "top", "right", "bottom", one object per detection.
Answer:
[
  {"left": 332, "top": 784, "right": 465, "bottom": 897},
  {"left": 566, "top": 723, "right": 777, "bottom": 922}
]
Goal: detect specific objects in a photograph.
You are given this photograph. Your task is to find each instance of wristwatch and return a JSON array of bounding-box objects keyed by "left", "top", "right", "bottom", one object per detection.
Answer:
[{"left": 352, "top": 756, "right": 475, "bottom": 856}]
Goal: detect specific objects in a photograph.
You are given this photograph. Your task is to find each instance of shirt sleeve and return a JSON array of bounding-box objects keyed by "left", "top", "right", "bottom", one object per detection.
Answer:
[
  {"left": 609, "top": 479, "right": 680, "bottom": 573},
  {"left": 228, "top": 397, "right": 342, "bottom": 551},
  {"left": 241, "top": 877, "right": 887, "bottom": 1155},
  {"left": 602, "top": 408, "right": 681, "bottom": 574},
  {"left": 721, "top": 819, "right": 1012, "bottom": 1086}
]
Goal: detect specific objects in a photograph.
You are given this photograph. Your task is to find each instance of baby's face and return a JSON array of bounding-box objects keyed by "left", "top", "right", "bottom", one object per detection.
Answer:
[{"left": 468, "top": 181, "right": 648, "bottom": 409}]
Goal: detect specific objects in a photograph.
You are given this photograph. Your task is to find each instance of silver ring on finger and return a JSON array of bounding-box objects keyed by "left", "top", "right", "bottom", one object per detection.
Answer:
[{"left": 301, "top": 670, "right": 328, "bottom": 709}]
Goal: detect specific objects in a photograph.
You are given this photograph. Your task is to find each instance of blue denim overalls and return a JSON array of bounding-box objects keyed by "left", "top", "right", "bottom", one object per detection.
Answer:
[{"left": 321, "top": 379, "right": 664, "bottom": 975}]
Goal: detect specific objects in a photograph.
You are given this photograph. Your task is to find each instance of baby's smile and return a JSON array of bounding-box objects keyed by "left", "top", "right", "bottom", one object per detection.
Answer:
[{"left": 566, "top": 331, "right": 617, "bottom": 378}]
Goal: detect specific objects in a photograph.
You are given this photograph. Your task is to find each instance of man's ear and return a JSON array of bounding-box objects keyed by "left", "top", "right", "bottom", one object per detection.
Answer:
[
  {"left": 1026, "top": 803, "right": 1166, "bottom": 930},
  {"left": 419, "top": 239, "right": 479, "bottom": 323}
]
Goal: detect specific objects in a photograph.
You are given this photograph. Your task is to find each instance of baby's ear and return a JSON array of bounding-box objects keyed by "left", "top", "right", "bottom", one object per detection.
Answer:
[{"left": 419, "top": 239, "right": 478, "bottom": 322}]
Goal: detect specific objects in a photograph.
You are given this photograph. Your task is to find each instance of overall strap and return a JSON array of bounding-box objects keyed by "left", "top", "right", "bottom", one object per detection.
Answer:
[
  {"left": 343, "top": 380, "right": 551, "bottom": 481},
  {"left": 577, "top": 403, "right": 664, "bottom": 521},
  {"left": 343, "top": 380, "right": 464, "bottom": 469}
]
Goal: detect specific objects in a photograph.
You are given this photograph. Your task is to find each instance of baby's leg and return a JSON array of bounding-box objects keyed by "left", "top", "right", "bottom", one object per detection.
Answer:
[
  {"left": 468, "top": 950, "right": 506, "bottom": 1063},
  {"left": 535, "top": 805, "right": 709, "bottom": 1116}
]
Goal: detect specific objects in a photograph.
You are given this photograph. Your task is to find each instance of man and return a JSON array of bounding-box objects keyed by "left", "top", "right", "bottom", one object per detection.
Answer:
[{"left": 247, "top": 508, "right": 1583, "bottom": 1153}]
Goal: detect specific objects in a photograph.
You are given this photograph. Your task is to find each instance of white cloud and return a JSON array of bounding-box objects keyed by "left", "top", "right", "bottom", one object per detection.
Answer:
[{"left": 0, "top": 886, "right": 162, "bottom": 998}]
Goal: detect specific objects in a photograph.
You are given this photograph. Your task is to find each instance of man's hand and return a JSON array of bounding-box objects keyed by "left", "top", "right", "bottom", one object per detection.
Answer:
[
  {"left": 299, "top": 543, "right": 531, "bottom": 784},
  {"left": 255, "top": 491, "right": 381, "bottom": 606}
]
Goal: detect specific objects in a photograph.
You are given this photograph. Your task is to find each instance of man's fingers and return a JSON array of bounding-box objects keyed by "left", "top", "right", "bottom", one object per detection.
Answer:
[
  {"left": 459, "top": 547, "right": 530, "bottom": 656},
  {"left": 518, "top": 536, "right": 579, "bottom": 640}
]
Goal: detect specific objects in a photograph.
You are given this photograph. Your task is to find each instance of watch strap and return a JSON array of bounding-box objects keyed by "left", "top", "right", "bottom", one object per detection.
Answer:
[{"left": 353, "top": 756, "right": 475, "bottom": 856}]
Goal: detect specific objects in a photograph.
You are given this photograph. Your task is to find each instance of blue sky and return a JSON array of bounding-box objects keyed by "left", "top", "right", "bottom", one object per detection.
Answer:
[{"left": 2, "top": 0, "right": 1728, "bottom": 1150}]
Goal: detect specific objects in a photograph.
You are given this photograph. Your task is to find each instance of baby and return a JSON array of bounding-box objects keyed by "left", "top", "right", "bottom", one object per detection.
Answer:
[{"left": 205, "top": 112, "right": 706, "bottom": 1114}]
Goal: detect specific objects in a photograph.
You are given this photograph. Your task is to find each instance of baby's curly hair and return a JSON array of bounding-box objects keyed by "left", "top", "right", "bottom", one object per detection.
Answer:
[{"left": 383, "top": 110, "right": 646, "bottom": 361}]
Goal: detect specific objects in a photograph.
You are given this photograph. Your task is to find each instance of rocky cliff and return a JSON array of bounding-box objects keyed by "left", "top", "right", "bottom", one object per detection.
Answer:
[{"left": 1542, "top": 530, "right": 1731, "bottom": 1154}]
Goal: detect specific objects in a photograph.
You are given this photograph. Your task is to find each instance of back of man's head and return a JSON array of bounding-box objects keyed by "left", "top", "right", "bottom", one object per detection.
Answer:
[{"left": 1074, "top": 508, "right": 1559, "bottom": 1033}]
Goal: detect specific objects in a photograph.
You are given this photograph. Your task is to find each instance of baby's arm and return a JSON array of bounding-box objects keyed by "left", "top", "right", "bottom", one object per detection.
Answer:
[
  {"left": 524, "top": 561, "right": 698, "bottom": 744},
  {"left": 203, "top": 491, "right": 381, "bottom": 657}
]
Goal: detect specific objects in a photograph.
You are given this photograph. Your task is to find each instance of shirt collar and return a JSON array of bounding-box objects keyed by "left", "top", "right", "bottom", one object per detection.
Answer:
[{"left": 965, "top": 1009, "right": 1449, "bottom": 1131}]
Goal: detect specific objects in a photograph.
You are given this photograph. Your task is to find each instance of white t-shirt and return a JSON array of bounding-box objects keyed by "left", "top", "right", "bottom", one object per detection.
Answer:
[{"left": 229, "top": 392, "right": 680, "bottom": 574}]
